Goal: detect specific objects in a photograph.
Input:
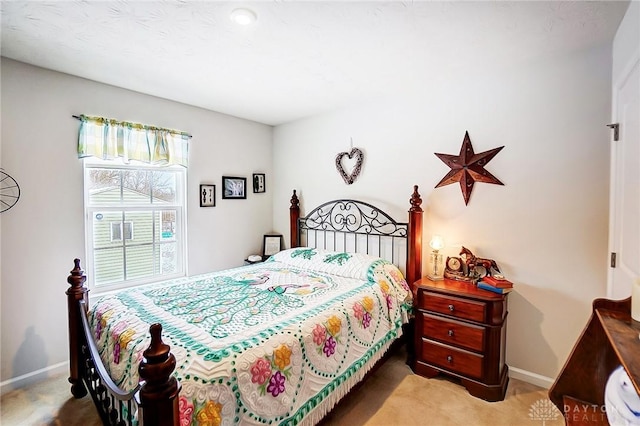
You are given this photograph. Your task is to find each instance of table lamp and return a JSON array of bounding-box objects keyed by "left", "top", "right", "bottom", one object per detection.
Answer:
[{"left": 428, "top": 235, "right": 445, "bottom": 280}]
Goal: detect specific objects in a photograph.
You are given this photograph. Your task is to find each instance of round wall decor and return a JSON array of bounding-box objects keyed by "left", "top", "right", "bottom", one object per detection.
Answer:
[{"left": 1, "top": 169, "right": 21, "bottom": 213}]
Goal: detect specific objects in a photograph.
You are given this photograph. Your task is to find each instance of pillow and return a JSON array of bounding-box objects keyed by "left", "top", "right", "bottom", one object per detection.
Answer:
[
  {"left": 272, "top": 248, "right": 378, "bottom": 280},
  {"left": 272, "top": 248, "right": 411, "bottom": 304}
]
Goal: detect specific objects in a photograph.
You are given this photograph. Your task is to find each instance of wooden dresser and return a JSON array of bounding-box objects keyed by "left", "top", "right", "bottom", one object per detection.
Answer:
[
  {"left": 413, "top": 277, "right": 509, "bottom": 401},
  {"left": 549, "top": 297, "right": 639, "bottom": 425}
]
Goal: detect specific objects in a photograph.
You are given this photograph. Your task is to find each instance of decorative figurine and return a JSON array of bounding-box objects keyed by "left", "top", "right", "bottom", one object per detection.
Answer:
[{"left": 460, "top": 246, "right": 501, "bottom": 278}]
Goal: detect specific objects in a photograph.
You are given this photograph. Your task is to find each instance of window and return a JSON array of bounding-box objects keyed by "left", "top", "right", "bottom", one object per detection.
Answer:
[
  {"left": 110, "top": 221, "right": 133, "bottom": 242},
  {"left": 84, "top": 162, "right": 186, "bottom": 291}
]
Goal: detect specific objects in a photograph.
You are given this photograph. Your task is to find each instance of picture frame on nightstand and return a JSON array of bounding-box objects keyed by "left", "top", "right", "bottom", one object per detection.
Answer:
[{"left": 263, "top": 234, "right": 283, "bottom": 258}]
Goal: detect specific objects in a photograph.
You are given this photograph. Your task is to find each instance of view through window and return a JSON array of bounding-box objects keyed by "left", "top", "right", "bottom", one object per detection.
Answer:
[{"left": 84, "top": 163, "right": 186, "bottom": 291}]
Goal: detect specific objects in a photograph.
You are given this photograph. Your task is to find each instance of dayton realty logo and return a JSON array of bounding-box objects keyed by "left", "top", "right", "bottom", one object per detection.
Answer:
[
  {"left": 563, "top": 402, "right": 607, "bottom": 424},
  {"left": 529, "top": 399, "right": 607, "bottom": 424},
  {"left": 529, "top": 399, "right": 561, "bottom": 425}
]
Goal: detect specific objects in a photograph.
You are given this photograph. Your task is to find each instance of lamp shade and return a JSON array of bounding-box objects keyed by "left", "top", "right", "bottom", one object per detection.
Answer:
[{"left": 429, "top": 235, "right": 444, "bottom": 251}]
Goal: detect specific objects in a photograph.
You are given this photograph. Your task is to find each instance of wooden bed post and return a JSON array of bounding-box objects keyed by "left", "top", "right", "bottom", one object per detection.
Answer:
[
  {"left": 290, "top": 189, "right": 300, "bottom": 248},
  {"left": 66, "top": 258, "right": 89, "bottom": 398},
  {"left": 138, "top": 323, "right": 181, "bottom": 426},
  {"left": 407, "top": 185, "right": 423, "bottom": 291}
]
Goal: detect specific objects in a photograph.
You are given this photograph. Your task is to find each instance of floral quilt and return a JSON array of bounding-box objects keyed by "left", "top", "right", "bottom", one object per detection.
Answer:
[{"left": 88, "top": 248, "right": 413, "bottom": 425}]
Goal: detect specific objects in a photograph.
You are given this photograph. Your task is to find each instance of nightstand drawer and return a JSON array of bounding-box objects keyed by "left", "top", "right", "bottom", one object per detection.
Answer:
[
  {"left": 420, "top": 339, "right": 484, "bottom": 380},
  {"left": 421, "top": 313, "right": 485, "bottom": 352},
  {"left": 419, "top": 292, "right": 486, "bottom": 323}
]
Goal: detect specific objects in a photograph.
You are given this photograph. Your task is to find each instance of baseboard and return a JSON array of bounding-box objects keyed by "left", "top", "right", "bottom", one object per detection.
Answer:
[
  {"left": 0, "top": 360, "right": 555, "bottom": 395},
  {"left": 508, "top": 366, "right": 555, "bottom": 389},
  {"left": 0, "top": 361, "right": 69, "bottom": 396}
]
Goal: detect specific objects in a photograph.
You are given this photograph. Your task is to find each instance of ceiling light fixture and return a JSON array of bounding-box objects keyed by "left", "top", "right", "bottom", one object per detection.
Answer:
[{"left": 230, "top": 8, "right": 257, "bottom": 26}]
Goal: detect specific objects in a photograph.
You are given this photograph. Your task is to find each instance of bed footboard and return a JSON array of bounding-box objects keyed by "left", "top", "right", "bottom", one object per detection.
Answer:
[
  {"left": 66, "top": 259, "right": 88, "bottom": 399},
  {"left": 137, "top": 324, "right": 181, "bottom": 425},
  {"left": 66, "top": 259, "right": 180, "bottom": 426}
]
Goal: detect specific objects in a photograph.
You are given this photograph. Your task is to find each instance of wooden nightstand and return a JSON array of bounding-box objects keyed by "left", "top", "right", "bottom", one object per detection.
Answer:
[{"left": 413, "top": 277, "right": 509, "bottom": 401}]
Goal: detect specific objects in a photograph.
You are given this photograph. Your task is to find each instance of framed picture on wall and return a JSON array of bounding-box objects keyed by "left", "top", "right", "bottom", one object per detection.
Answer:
[
  {"left": 200, "top": 184, "right": 215, "bottom": 207},
  {"left": 253, "top": 173, "right": 266, "bottom": 193},
  {"left": 222, "top": 176, "right": 247, "bottom": 199}
]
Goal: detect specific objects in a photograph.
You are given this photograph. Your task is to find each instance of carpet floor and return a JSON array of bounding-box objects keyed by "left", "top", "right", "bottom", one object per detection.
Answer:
[{"left": 1, "top": 346, "right": 565, "bottom": 426}]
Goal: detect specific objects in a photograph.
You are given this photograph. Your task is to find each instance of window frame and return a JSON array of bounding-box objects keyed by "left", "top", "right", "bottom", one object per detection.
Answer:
[{"left": 83, "top": 160, "right": 188, "bottom": 293}]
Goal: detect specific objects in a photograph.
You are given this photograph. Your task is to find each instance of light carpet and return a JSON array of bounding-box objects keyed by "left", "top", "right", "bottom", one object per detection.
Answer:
[{"left": 1, "top": 346, "right": 565, "bottom": 426}]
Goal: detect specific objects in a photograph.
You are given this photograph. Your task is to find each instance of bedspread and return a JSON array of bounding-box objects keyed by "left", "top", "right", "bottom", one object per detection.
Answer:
[{"left": 88, "top": 248, "right": 412, "bottom": 425}]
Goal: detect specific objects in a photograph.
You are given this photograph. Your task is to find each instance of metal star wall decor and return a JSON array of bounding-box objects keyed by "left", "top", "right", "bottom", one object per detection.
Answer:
[{"left": 434, "top": 131, "right": 504, "bottom": 205}]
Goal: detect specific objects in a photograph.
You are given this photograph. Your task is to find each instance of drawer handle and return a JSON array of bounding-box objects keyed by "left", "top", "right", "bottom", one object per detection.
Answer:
[
  {"left": 448, "top": 304, "right": 455, "bottom": 312},
  {"left": 447, "top": 355, "right": 453, "bottom": 363},
  {"left": 448, "top": 329, "right": 454, "bottom": 337}
]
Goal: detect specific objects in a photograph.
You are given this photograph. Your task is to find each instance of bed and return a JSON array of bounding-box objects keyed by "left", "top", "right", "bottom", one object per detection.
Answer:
[{"left": 65, "top": 186, "right": 424, "bottom": 425}]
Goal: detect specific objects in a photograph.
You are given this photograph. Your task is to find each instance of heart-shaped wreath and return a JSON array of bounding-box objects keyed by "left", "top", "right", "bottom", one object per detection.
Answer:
[{"left": 335, "top": 148, "right": 364, "bottom": 185}]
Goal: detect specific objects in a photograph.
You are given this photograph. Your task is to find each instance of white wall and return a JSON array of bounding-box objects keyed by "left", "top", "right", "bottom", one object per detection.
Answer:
[
  {"left": 0, "top": 59, "right": 273, "bottom": 390},
  {"left": 272, "top": 45, "right": 612, "bottom": 383},
  {"left": 612, "top": 1, "right": 639, "bottom": 84}
]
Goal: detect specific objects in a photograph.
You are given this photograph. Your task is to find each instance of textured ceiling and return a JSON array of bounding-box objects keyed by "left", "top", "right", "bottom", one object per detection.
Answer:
[{"left": 1, "top": 1, "right": 630, "bottom": 126}]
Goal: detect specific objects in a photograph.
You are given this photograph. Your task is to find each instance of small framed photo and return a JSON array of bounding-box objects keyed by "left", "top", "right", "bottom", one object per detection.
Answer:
[
  {"left": 253, "top": 173, "right": 266, "bottom": 193},
  {"left": 200, "top": 184, "right": 215, "bottom": 207},
  {"left": 222, "top": 176, "right": 247, "bottom": 199},
  {"left": 263, "top": 234, "right": 283, "bottom": 257}
]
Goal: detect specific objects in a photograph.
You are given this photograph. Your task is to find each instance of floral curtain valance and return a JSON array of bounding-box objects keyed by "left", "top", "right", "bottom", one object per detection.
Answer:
[{"left": 77, "top": 115, "right": 190, "bottom": 167}]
